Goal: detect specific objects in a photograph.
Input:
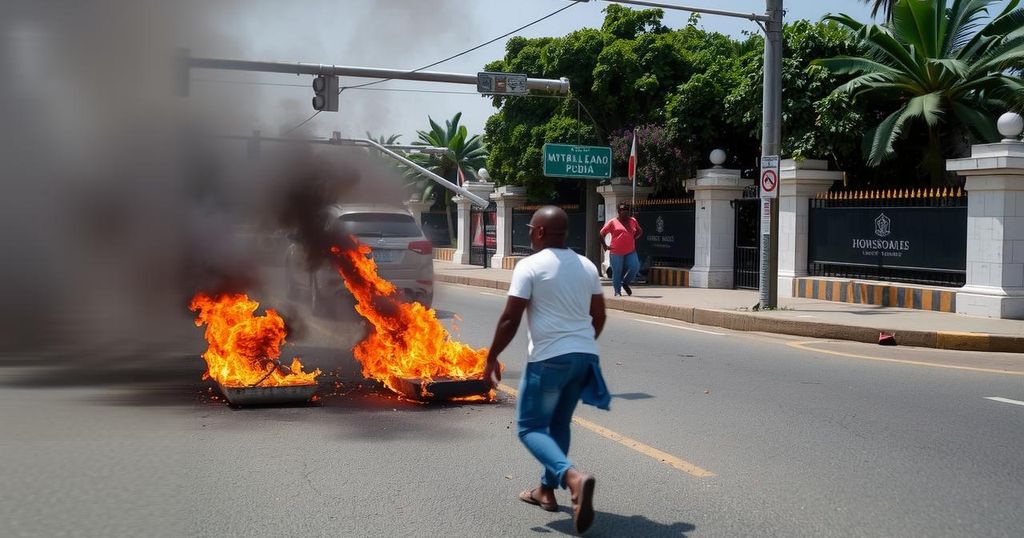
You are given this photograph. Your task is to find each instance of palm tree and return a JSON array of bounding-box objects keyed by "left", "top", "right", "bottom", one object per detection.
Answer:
[
  {"left": 816, "top": 0, "right": 1024, "bottom": 185},
  {"left": 366, "top": 132, "right": 402, "bottom": 146},
  {"left": 409, "top": 112, "right": 488, "bottom": 244},
  {"left": 861, "top": 0, "right": 895, "bottom": 20}
]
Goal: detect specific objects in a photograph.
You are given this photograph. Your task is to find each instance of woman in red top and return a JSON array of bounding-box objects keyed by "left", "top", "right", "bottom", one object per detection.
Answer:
[{"left": 599, "top": 203, "right": 643, "bottom": 296}]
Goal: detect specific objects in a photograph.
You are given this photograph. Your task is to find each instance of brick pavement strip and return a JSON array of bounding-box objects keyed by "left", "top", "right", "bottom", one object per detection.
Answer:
[{"left": 433, "top": 273, "right": 1024, "bottom": 354}]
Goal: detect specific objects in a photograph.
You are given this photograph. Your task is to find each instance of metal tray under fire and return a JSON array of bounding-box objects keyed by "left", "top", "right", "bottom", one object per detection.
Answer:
[
  {"left": 217, "top": 382, "right": 318, "bottom": 406},
  {"left": 393, "top": 377, "right": 492, "bottom": 402}
]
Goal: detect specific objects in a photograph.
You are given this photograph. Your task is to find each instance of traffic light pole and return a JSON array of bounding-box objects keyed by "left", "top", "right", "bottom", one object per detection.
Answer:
[{"left": 178, "top": 51, "right": 571, "bottom": 96}]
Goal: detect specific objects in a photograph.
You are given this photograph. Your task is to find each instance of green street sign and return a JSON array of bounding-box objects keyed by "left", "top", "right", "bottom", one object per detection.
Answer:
[{"left": 542, "top": 143, "right": 612, "bottom": 179}]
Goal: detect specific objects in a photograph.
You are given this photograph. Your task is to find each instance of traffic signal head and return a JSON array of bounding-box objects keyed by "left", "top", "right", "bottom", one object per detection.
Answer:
[{"left": 312, "top": 75, "right": 339, "bottom": 112}]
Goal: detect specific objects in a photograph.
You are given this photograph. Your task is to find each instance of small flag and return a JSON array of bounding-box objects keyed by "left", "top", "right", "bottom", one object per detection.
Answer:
[
  {"left": 457, "top": 167, "right": 466, "bottom": 187},
  {"left": 628, "top": 130, "right": 637, "bottom": 185}
]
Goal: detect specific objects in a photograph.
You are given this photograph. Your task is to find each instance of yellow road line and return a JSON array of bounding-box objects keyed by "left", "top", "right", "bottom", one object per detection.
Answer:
[
  {"left": 786, "top": 341, "right": 1024, "bottom": 376},
  {"left": 296, "top": 290, "right": 716, "bottom": 478},
  {"left": 496, "top": 384, "right": 716, "bottom": 478}
]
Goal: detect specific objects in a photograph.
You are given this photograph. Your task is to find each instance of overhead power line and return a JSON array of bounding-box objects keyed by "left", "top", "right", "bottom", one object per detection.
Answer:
[
  {"left": 340, "top": 0, "right": 583, "bottom": 92},
  {"left": 281, "top": 0, "right": 584, "bottom": 134}
]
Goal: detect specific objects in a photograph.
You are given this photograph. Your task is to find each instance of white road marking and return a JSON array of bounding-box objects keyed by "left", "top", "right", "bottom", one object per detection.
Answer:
[
  {"left": 630, "top": 318, "right": 724, "bottom": 336},
  {"left": 984, "top": 396, "right": 1024, "bottom": 407},
  {"left": 788, "top": 341, "right": 1024, "bottom": 376},
  {"left": 478, "top": 291, "right": 504, "bottom": 297}
]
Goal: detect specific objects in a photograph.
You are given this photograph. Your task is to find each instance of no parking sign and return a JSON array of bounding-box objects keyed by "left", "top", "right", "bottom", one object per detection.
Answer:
[{"left": 760, "top": 155, "right": 779, "bottom": 199}]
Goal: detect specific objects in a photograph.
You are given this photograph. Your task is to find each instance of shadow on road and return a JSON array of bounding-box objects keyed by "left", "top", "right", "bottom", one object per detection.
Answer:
[
  {"left": 538, "top": 511, "right": 695, "bottom": 537},
  {"left": 316, "top": 382, "right": 513, "bottom": 442},
  {"left": 612, "top": 392, "right": 654, "bottom": 401},
  {"left": 0, "top": 347, "right": 204, "bottom": 389}
]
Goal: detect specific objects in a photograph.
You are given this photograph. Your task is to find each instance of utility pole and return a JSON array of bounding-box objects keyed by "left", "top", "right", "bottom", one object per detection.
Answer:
[{"left": 759, "top": 0, "right": 784, "bottom": 309}]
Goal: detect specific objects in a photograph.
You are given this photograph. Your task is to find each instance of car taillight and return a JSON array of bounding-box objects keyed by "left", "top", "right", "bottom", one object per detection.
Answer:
[{"left": 408, "top": 240, "right": 433, "bottom": 256}]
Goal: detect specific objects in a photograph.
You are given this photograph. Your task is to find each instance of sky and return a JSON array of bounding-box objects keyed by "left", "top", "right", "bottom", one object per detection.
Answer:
[
  {"left": 7, "top": 0, "right": 1011, "bottom": 149},
  {"left": 185, "top": 0, "right": 882, "bottom": 144}
]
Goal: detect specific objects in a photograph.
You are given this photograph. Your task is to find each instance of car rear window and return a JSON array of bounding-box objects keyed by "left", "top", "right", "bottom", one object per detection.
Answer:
[{"left": 335, "top": 213, "right": 422, "bottom": 237}]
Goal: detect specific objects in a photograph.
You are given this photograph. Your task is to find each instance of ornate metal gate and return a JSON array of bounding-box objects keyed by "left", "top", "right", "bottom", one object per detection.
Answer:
[
  {"left": 469, "top": 203, "right": 496, "bottom": 267},
  {"left": 733, "top": 185, "right": 761, "bottom": 290}
]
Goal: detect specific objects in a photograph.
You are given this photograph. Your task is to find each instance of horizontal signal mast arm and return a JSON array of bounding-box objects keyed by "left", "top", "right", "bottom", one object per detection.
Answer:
[{"left": 185, "top": 56, "right": 570, "bottom": 94}]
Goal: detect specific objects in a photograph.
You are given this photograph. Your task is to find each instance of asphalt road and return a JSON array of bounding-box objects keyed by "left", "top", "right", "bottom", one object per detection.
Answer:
[{"left": 3, "top": 278, "right": 1024, "bottom": 537}]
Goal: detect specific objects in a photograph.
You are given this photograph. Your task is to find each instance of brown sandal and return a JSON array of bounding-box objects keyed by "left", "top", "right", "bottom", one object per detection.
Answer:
[
  {"left": 570, "top": 474, "right": 596, "bottom": 534},
  {"left": 519, "top": 488, "right": 558, "bottom": 512}
]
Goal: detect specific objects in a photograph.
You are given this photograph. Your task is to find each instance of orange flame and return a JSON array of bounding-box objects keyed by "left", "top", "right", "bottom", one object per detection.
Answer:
[
  {"left": 328, "top": 241, "right": 495, "bottom": 398},
  {"left": 190, "top": 293, "right": 320, "bottom": 387}
]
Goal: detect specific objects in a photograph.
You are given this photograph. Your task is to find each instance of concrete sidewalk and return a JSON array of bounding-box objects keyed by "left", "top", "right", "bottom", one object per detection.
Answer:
[{"left": 432, "top": 260, "right": 1024, "bottom": 353}]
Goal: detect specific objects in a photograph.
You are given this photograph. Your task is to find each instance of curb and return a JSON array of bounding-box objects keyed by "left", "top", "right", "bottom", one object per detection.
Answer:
[{"left": 434, "top": 273, "right": 1024, "bottom": 354}]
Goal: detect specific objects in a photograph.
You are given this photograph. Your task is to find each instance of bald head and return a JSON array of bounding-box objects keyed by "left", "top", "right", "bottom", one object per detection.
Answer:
[
  {"left": 529, "top": 205, "right": 569, "bottom": 250},
  {"left": 533, "top": 205, "right": 568, "bottom": 233}
]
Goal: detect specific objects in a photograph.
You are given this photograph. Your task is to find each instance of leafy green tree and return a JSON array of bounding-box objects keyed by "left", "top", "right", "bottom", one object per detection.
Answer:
[
  {"left": 816, "top": 0, "right": 1024, "bottom": 185},
  {"left": 483, "top": 6, "right": 704, "bottom": 198},
  {"left": 662, "top": 33, "right": 754, "bottom": 173},
  {"left": 708, "top": 20, "right": 867, "bottom": 177},
  {"left": 409, "top": 113, "right": 487, "bottom": 244},
  {"left": 608, "top": 124, "right": 686, "bottom": 195},
  {"left": 485, "top": 4, "right": 997, "bottom": 192}
]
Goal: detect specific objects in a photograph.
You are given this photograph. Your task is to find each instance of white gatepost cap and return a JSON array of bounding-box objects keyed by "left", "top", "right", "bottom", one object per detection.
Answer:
[
  {"left": 710, "top": 149, "right": 727, "bottom": 167},
  {"left": 998, "top": 112, "right": 1023, "bottom": 142}
]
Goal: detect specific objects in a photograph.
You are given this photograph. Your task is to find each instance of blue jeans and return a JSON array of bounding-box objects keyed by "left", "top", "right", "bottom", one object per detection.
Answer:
[
  {"left": 609, "top": 251, "right": 640, "bottom": 295},
  {"left": 517, "top": 353, "right": 596, "bottom": 489}
]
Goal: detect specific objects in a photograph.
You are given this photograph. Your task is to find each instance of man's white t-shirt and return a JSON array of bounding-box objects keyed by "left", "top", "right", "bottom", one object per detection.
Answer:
[{"left": 507, "top": 248, "right": 603, "bottom": 362}]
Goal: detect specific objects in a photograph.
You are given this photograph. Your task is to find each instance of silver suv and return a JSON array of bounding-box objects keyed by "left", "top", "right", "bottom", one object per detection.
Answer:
[{"left": 285, "top": 205, "right": 434, "bottom": 316}]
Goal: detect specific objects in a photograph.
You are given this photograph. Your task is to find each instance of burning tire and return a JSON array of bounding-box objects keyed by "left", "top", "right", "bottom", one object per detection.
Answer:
[{"left": 189, "top": 293, "right": 321, "bottom": 407}]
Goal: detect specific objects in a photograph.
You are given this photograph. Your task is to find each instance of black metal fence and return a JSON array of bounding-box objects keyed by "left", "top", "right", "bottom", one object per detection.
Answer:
[
  {"left": 421, "top": 209, "right": 455, "bottom": 247},
  {"left": 808, "top": 188, "right": 967, "bottom": 287},
  {"left": 469, "top": 203, "right": 496, "bottom": 267},
  {"left": 511, "top": 208, "right": 533, "bottom": 256},
  {"left": 511, "top": 200, "right": 697, "bottom": 269},
  {"left": 512, "top": 205, "right": 588, "bottom": 256},
  {"left": 632, "top": 198, "right": 696, "bottom": 269}
]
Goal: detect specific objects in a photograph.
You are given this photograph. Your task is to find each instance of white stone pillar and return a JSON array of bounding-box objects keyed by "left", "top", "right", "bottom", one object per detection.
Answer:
[
  {"left": 777, "top": 159, "right": 842, "bottom": 297},
  {"left": 451, "top": 181, "right": 495, "bottom": 265},
  {"left": 947, "top": 118, "right": 1024, "bottom": 319},
  {"left": 489, "top": 185, "right": 527, "bottom": 268},
  {"left": 403, "top": 198, "right": 433, "bottom": 228},
  {"left": 596, "top": 178, "right": 654, "bottom": 217},
  {"left": 686, "top": 167, "right": 753, "bottom": 288}
]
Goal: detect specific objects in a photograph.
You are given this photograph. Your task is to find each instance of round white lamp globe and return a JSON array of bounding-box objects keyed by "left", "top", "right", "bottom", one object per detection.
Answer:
[
  {"left": 477, "top": 168, "right": 491, "bottom": 182},
  {"left": 997, "top": 112, "right": 1023, "bottom": 141},
  {"left": 710, "top": 149, "right": 727, "bottom": 167}
]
